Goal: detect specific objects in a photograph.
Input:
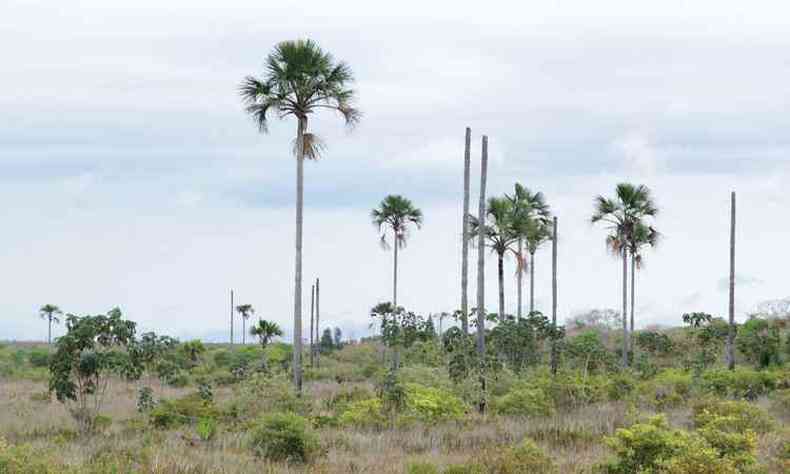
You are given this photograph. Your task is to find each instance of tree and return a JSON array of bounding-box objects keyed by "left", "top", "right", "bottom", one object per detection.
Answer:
[
  {"left": 39, "top": 304, "right": 62, "bottom": 345},
  {"left": 240, "top": 39, "right": 360, "bottom": 394},
  {"left": 507, "top": 184, "right": 552, "bottom": 316},
  {"left": 627, "top": 222, "right": 660, "bottom": 340},
  {"left": 371, "top": 195, "right": 423, "bottom": 307},
  {"left": 461, "top": 127, "right": 472, "bottom": 334},
  {"left": 475, "top": 135, "right": 489, "bottom": 413},
  {"left": 727, "top": 191, "right": 736, "bottom": 370},
  {"left": 468, "top": 196, "right": 518, "bottom": 321},
  {"left": 250, "top": 319, "right": 283, "bottom": 350},
  {"left": 319, "top": 328, "right": 334, "bottom": 354},
  {"left": 49, "top": 308, "right": 140, "bottom": 433},
  {"left": 682, "top": 312, "right": 728, "bottom": 373},
  {"left": 736, "top": 317, "right": 781, "bottom": 368},
  {"left": 236, "top": 304, "right": 255, "bottom": 345},
  {"left": 333, "top": 327, "right": 343, "bottom": 348},
  {"left": 591, "top": 183, "right": 658, "bottom": 367}
]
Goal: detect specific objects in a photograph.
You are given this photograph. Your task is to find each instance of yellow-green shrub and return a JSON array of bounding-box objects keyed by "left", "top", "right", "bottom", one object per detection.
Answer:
[
  {"left": 698, "top": 367, "right": 778, "bottom": 398},
  {"left": 150, "top": 393, "right": 219, "bottom": 428},
  {"left": 225, "top": 373, "right": 308, "bottom": 420},
  {"left": 639, "top": 369, "right": 693, "bottom": 408},
  {"left": 446, "top": 439, "right": 555, "bottom": 473},
  {"left": 692, "top": 398, "right": 774, "bottom": 434},
  {"left": 338, "top": 399, "right": 387, "bottom": 429},
  {"left": 0, "top": 437, "right": 67, "bottom": 474},
  {"left": 404, "top": 383, "right": 465, "bottom": 423},
  {"left": 492, "top": 388, "right": 554, "bottom": 417},
  {"left": 248, "top": 412, "right": 321, "bottom": 463}
]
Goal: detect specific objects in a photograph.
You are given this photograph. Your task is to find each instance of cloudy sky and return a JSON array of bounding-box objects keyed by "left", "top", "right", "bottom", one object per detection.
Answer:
[{"left": 2, "top": 0, "right": 789, "bottom": 341}]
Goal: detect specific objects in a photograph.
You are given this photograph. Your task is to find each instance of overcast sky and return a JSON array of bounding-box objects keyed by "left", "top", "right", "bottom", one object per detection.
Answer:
[{"left": 2, "top": 0, "right": 789, "bottom": 341}]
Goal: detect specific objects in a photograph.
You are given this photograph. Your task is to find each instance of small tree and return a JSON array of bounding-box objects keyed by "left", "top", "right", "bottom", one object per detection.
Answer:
[
  {"left": 49, "top": 308, "right": 141, "bottom": 433},
  {"left": 236, "top": 304, "right": 255, "bottom": 345},
  {"left": 319, "top": 328, "right": 334, "bottom": 354},
  {"left": 250, "top": 319, "right": 283, "bottom": 372},
  {"left": 333, "top": 327, "right": 343, "bottom": 349},
  {"left": 736, "top": 317, "right": 781, "bottom": 368},
  {"left": 682, "top": 312, "right": 728, "bottom": 374},
  {"left": 39, "top": 304, "right": 62, "bottom": 345}
]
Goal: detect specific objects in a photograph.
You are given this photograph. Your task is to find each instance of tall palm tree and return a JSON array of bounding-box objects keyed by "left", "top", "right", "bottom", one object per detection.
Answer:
[
  {"left": 240, "top": 39, "right": 360, "bottom": 393},
  {"left": 250, "top": 319, "right": 283, "bottom": 350},
  {"left": 507, "top": 184, "right": 552, "bottom": 317},
  {"left": 235, "top": 304, "right": 254, "bottom": 345},
  {"left": 371, "top": 195, "right": 423, "bottom": 307},
  {"left": 591, "top": 183, "right": 658, "bottom": 367},
  {"left": 39, "top": 304, "right": 62, "bottom": 345},
  {"left": 627, "top": 222, "right": 660, "bottom": 341},
  {"left": 461, "top": 127, "right": 472, "bottom": 334},
  {"left": 727, "top": 191, "right": 736, "bottom": 370},
  {"left": 468, "top": 197, "right": 518, "bottom": 320}
]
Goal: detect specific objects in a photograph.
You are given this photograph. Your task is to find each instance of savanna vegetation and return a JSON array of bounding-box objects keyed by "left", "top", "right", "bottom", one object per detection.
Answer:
[{"left": 3, "top": 38, "right": 788, "bottom": 474}]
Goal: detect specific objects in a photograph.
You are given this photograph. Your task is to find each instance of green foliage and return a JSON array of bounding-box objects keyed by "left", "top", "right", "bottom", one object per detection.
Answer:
[
  {"left": 198, "top": 382, "right": 213, "bottom": 403},
  {"left": 406, "top": 462, "right": 440, "bottom": 474},
  {"left": 27, "top": 349, "right": 50, "bottom": 368},
  {"left": 0, "top": 437, "right": 66, "bottom": 474},
  {"left": 770, "top": 388, "right": 790, "bottom": 415},
  {"left": 492, "top": 388, "right": 555, "bottom": 417},
  {"left": 737, "top": 317, "right": 782, "bottom": 368},
  {"left": 403, "top": 383, "right": 465, "bottom": 423},
  {"left": 48, "top": 308, "right": 141, "bottom": 433},
  {"left": 338, "top": 398, "right": 387, "bottom": 429},
  {"left": 150, "top": 393, "right": 219, "bottom": 429},
  {"left": 248, "top": 412, "right": 321, "bottom": 463},
  {"left": 698, "top": 367, "right": 778, "bottom": 399},
  {"left": 601, "top": 415, "right": 700, "bottom": 473},
  {"left": 196, "top": 417, "right": 217, "bottom": 441},
  {"left": 448, "top": 439, "right": 556, "bottom": 473},
  {"left": 607, "top": 371, "right": 637, "bottom": 401},
  {"left": 635, "top": 331, "right": 674, "bottom": 356},
  {"left": 137, "top": 386, "right": 155, "bottom": 413},
  {"left": 178, "top": 340, "right": 206, "bottom": 368},
  {"left": 692, "top": 398, "right": 774, "bottom": 434},
  {"left": 640, "top": 368, "right": 693, "bottom": 408},
  {"left": 565, "top": 331, "right": 613, "bottom": 375},
  {"left": 226, "top": 373, "right": 308, "bottom": 421},
  {"left": 524, "top": 369, "right": 608, "bottom": 408}
]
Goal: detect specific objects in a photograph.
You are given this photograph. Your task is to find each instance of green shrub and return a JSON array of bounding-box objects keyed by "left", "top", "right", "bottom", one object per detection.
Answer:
[
  {"left": 404, "top": 383, "right": 465, "bottom": 423},
  {"left": 338, "top": 399, "right": 387, "bottom": 429},
  {"left": 442, "top": 465, "right": 485, "bottom": 474},
  {"left": 493, "top": 388, "right": 554, "bottom": 417},
  {"left": 226, "top": 373, "right": 308, "bottom": 420},
  {"left": 698, "top": 367, "right": 778, "bottom": 399},
  {"left": 150, "top": 393, "right": 219, "bottom": 428},
  {"left": 692, "top": 398, "right": 774, "bottom": 434},
  {"left": 28, "top": 349, "right": 50, "bottom": 368},
  {"left": 607, "top": 372, "right": 637, "bottom": 401},
  {"left": 525, "top": 370, "right": 608, "bottom": 408},
  {"left": 640, "top": 368, "right": 693, "bottom": 408},
  {"left": 653, "top": 436, "right": 739, "bottom": 473},
  {"left": 196, "top": 417, "right": 217, "bottom": 441},
  {"left": 406, "top": 461, "right": 440, "bottom": 474},
  {"left": 480, "top": 438, "right": 556, "bottom": 473},
  {"left": 0, "top": 437, "right": 64, "bottom": 473},
  {"left": 248, "top": 412, "right": 321, "bottom": 463},
  {"left": 770, "top": 388, "right": 790, "bottom": 415}
]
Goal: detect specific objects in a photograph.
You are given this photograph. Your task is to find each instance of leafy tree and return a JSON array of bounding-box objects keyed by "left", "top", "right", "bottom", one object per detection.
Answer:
[
  {"left": 635, "top": 331, "right": 673, "bottom": 356},
  {"left": 489, "top": 315, "right": 539, "bottom": 372},
  {"left": 235, "top": 304, "right": 254, "bottom": 345},
  {"left": 250, "top": 319, "right": 283, "bottom": 350},
  {"left": 48, "top": 308, "right": 141, "bottom": 433},
  {"left": 468, "top": 196, "right": 519, "bottom": 320},
  {"left": 371, "top": 195, "right": 423, "bottom": 307},
  {"left": 682, "top": 313, "right": 728, "bottom": 373},
  {"left": 565, "top": 331, "right": 612, "bottom": 376},
  {"left": 371, "top": 302, "right": 434, "bottom": 370},
  {"left": 736, "top": 317, "right": 782, "bottom": 368},
  {"left": 591, "top": 183, "right": 658, "bottom": 367},
  {"left": 333, "top": 327, "right": 343, "bottom": 348},
  {"left": 319, "top": 328, "right": 334, "bottom": 354},
  {"left": 179, "top": 340, "right": 206, "bottom": 369},
  {"left": 507, "top": 184, "right": 552, "bottom": 316},
  {"left": 240, "top": 39, "right": 360, "bottom": 394},
  {"left": 39, "top": 304, "right": 62, "bottom": 345}
]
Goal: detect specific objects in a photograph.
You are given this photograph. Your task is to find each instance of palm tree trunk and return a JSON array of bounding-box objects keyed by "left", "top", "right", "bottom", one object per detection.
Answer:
[
  {"left": 315, "top": 277, "right": 320, "bottom": 369},
  {"left": 48, "top": 316, "right": 52, "bottom": 345},
  {"left": 476, "top": 135, "right": 488, "bottom": 413},
  {"left": 498, "top": 252, "right": 505, "bottom": 320},
  {"left": 242, "top": 318, "right": 246, "bottom": 345},
  {"left": 461, "top": 127, "right": 471, "bottom": 334},
  {"left": 230, "top": 290, "right": 234, "bottom": 347},
  {"left": 529, "top": 250, "right": 536, "bottom": 314},
  {"left": 621, "top": 246, "right": 629, "bottom": 368},
  {"left": 310, "top": 284, "right": 315, "bottom": 367},
  {"left": 727, "top": 191, "right": 736, "bottom": 370},
  {"left": 393, "top": 237, "right": 399, "bottom": 307},
  {"left": 630, "top": 253, "right": 636, "bottom": 350},
  {"left": 517, "top": 238, "right": 523, "bottom": 319},
  {"left": 550, "top": 216, "right": 558, "bottom": 375},
  {"left": 293, "top": 116, "right": 306, "bottom": 394}
]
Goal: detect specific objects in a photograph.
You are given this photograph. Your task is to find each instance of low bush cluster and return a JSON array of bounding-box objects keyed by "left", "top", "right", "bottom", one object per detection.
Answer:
[{"left": 248, "top": 412, "right": 321, "bottom": 463}]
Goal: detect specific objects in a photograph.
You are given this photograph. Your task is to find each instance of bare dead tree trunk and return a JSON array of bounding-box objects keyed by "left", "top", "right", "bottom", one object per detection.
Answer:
[
  {"left": 476, "top": 135, "right": 488, "bottom": 413},
  {"left": 293, "top": 116, "right": 306, "bottom": 394},
  {"left": 461, "top": 127, "right": 471, "bottom": 334},
  {"left": 315, "top": 277, "right": 320, "bottom": 369},
  {"left": 310, "top": 284, "right": 315, "bottom": 367},
  {"left": 551, "top": 216, "right": 559, "bottom": 375},
  {"left": 727, "top": 191, "right": 736, "bottom": 370},
  {"left": 230, "top": 290, "right": 234, "bottom": 347}
]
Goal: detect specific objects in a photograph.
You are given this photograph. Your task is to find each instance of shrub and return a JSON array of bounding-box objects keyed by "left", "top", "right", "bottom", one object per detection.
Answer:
[
  {"left": 770, "top": 388, "right": 790, "bottom": 415},
  {"left": 479, "top": 438, "right": 556, "bottom": 473},
  {"left": 28, "top": 349, "right": 50, "bottom": 368},
  {"left": 699, "top": 367, "right": 778, "bottom": 399},
  {"left": 406, "top": 462, "right": 440, "bottom": 474},
  {"left": 653, "top": 436, "right": 739, "bottom": 474},
  {"left": 601, "top": 415, "right": 698, "bottom": 473},
  {"left": 736, "top": 317, "right": 782, "bottom": 368},
  {"left": 196, "top": 417, "right": 217, "bottom": 441},
  {"left": 0, "top": 437, "right": 64, "bottom": 473},
  {"left": 692, "top": 398, "right": 774, "bottom": 434},
  {"left": 150, "top": 393, "right": 219, "bottom": 428},
  {"left": 226, "top": 373, "right": 308, "bottom": 420},
  {"left": 640, "top": 368, "right": 693, "bottom": 408},
  {"left": 248, "top": 412, "right": 321, "bottom": 463},
  {"left": 338, "top": 399, "right": 387, "bottom": 429},
  {"left": 607, "top": 372, "right": 637, "bottom": 401},
  {"left": 404, "top": 383, "right": 465, "bottom": 423},
  {"left": 526, "top": 370, "right": 608, "bottom": 408},
  {"left": 493, "top": 388, "right": 555, "bottom": 417}
]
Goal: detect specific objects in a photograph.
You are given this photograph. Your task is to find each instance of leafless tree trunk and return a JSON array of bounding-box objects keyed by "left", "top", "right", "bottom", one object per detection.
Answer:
[
  {"left": 550, "top": 216, "right": 559, "bottom": 375},
  {"left": 461, "top": 127, "right": 471, "bottom": 334},
  {"left": 517, "top": 238, "right": 523, "bottom": 319},
  {"left": 315, "top": 277, "right": 320, "bottom": 369},
  {"left": 630, "top": 253, "right": 636, "bottom": 351},
  {"left": 230, "top": 290, "right": 234, "bottom": 346},
  {"left": 476, "top": 135, "right": 488, "bottom": 413},
  {"left": 727, "top": 191, "right": 736, "bottom": 370},
  {"left": 393, "top": 235, "right": 399, "bottom": 307},
  {"left": 310, "top": 284, "right": 315, "bottom": 367},
  {"left": 293, "top": 116, "right": 306, "bottom": 394}
]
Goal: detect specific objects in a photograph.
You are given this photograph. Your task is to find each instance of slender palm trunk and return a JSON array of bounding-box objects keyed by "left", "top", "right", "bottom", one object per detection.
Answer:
[
  {"left": 621, "top": 246, "right": 629, "bottom": 367},
  {"left": 47, "top": 317, "right": 52, "bottom": 345},
  {"left": 310, "top": 284, "right": 315, "bottom": 367},
  {"left": 529, "top": 250, "right": 536, "bottom": 314},
  {"left": 727, "top": 191, "right": 736, "bottom": 370},
  {"left": 461, "top": 127, "right": 471, "bottom": 334},
  {"left": 517, "top": 238, "right": 523, "bottom": 319},
  {"left": 393, "top": 237, "right": 399, "bottom": 307},
  {"left": 497, "top": 251, "right": 505, "bottom": 320},
  {"left": 242, "top": 318, "right": 246, "bottom": 345},
  {"left": 476, "top": 135, "right": 488, "bottom": 413},
  {"left": 230, "top": 290, "right": 234, "bottom": 347},
  {"left": 550, "top": 216, "right": 558, "bottom": 375},
  {"left": 315, "top": 277, "right": 320, "bottom": 369},
  {"left": 293, "top": 116, "right": 306, "bottom": 393},
  {"left": 630, "top": 253, "right": 636, "bottom": 347}
]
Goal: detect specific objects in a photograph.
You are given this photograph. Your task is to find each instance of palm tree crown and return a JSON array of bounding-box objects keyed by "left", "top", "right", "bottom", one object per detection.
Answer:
[
  {"left": 39, "top": 304, "right": 62, "bottom": 344},
  {"left": 250, "top": 319, "right": 283, "bottom": 349},
  {"left": 591, "top": 183, "right": 658, "bottom": 240},
  {"left": 372, "top": 195, "right": 423, "bottom": 250},
  {"left": 467, "top": 197, "right": 519, "bottom": 257}
]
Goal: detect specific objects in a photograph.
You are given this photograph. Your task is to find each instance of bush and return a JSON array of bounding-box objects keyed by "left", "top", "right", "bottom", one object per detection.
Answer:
[
  {"left": 607, "top": 372, "right": 637, "bottom": 401},
  {"left": 226, "top": 373, "right": 308, "bottom": 421},
  {"left": 692, "top": 398, "right": 774, "bottom": 434},
  {"left": 406, "top": 462, "right": 439, "bottom": 474},
  {"left": 698, "top": 367, "right": 778, "bottom": 399},
  {"left": 338, "top": 399, "right": 387, "bottom": 429},
  {"left": 404, "top": 383, "right": 465, "bottom": 423},
  {"left": 447, "top": 439, "right": 555, "bottom": 473},
  {"left": 150, "top": 393, "right": 219, "bottom": 428},
  {"left": 196, "top": 417, "right": 217, "bottom": 441},
  {"left": 0, "top": 437, "right": 64, "bottom": 473},
  {"left": 248, "top": 412, "right": 321, "bottom": 463},
  {"left": 639, "top": 368, "right": 693, "bottom": 408},
  {"left": 770, "top": 388, "right": 790, "bottom": 415},
  {"left": 525, "top": 370, "right": 608, "bottom": 408},
  {"left": 28, "top": 349, "right": 50, "bottom": 368},
  {"left": 493, "top": 388, "right": 555, "bottom": 417}
]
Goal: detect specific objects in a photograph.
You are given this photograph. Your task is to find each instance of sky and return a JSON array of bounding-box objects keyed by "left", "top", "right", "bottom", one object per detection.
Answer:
[{"left": 2, "top": 0, "right": 790, "bottom": 342}]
